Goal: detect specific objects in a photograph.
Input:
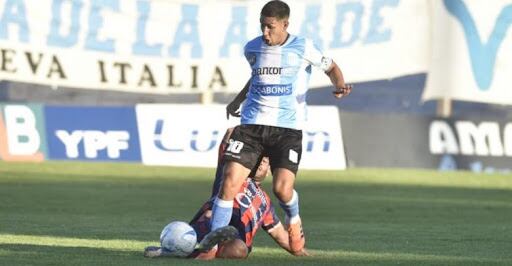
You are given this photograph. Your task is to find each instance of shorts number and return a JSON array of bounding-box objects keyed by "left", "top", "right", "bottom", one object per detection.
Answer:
[{"left": 227, "top": 140, "right": 244, "bottom": 154}]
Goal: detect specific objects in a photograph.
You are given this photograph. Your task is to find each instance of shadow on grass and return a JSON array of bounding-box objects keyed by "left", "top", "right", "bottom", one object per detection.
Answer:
[
  {"left": 0, "top": 243, "right": 202, "bottom": 266},
  {"left": 0, "top": 244, "right": 507, "bottom": 266},
  {"left": 1, "top": 169, "right": 512, "bottom": 265}
]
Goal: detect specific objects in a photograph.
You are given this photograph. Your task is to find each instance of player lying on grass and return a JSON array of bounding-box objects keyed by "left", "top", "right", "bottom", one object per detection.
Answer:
[{"left": 144, "top": 128, "right": 308, "bottom": 259}]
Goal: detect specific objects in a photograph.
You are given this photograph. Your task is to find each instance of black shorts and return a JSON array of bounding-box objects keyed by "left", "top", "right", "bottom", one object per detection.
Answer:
[{"left": 223, "top": 124, "right": 303, "bottom": 175}]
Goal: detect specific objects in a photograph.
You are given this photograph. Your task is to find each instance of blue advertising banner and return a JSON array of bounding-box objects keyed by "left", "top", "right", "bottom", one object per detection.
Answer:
[{"left": 45, "top": 106, "right": 141, "bottom": 161}]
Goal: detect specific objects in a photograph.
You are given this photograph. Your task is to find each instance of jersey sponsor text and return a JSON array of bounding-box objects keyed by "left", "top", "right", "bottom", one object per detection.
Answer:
[{"left": 252, "top": 84, "right": 292, "bottom": 96}]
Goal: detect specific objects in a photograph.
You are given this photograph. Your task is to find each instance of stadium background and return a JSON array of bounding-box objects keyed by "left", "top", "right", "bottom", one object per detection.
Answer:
[
  {"left": 1, "top": 0, "right": 512, "bottom": 265},
  {"left": 1, "top": 0, "right": 512, "bottom": 172}
]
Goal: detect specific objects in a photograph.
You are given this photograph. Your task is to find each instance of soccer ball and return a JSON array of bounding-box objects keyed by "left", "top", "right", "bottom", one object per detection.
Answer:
[{"left": 160, "top": 221, "right": 197, "bottom": 257}]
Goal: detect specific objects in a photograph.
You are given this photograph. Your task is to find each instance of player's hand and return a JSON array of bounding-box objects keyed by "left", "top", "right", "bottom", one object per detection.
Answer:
[
  {"left": 292, "top": 248, "right": 310, "bottom": 256},
  {"left": 332, "top": 84, "right": 353, "bottom": 99},
  {"left": 226, "top": 101, "right": 241, "bottom": 119}
]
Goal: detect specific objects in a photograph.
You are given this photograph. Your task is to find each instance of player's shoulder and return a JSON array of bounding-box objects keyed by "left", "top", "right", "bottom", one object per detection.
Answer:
[
  {"left": 284, "top": 35, "right": 315, "bottom": 51},
  {"left": 247, "top": 35, "right": 263, "bottom": 44},
  {"left": 290, "top": 34, "right": 305, "bottom": 43},
  {"left": 295, "top": 35, "right": 317, "bottom": 48},
  {"left": 287, "top": 34, "right": 312, "bottom": 43},
  {"left": 245, "top": 36, "right": 263, "bottom": 50}
]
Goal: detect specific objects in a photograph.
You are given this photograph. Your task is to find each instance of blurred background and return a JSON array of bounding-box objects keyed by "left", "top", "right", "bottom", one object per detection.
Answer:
[{"left": 1, "top": 0, "right": 511, "bottom": 173}]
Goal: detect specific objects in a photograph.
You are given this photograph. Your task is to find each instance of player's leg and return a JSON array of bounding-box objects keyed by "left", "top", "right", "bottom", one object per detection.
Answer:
[
  {"left": 195, "top": 237, "right": 248, "bottom": 260},
  {"left": 268, "top": 127, "right": 305, "bottom": 254},
  {"left": 274, "top": 169, "right": 300, "bottom": 225},
  {"left": 190, "top": 209, "right": 240, "bottom": 257},
  {"left": 143, "top": 246, "right": 163, "bottom": 258},
  {"left": 196, "top": 225, "right": 239, "bottom": 251},
  {"left": 209, "top": 128, "right": 235, "bottom": 198},
  {"left": 209, "top": 125, "right": 261, "bottom": 232},
  {"left": 273, "top": 169, "right": 304, "bottom": 253},
  {"left": 209, "top": 162, "right": 250, "bottom": 232}
]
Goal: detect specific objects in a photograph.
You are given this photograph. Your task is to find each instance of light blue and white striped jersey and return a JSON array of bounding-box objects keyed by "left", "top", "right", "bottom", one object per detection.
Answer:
[{"left": 241, "top": 34, "right": 331, "bottom": 130}]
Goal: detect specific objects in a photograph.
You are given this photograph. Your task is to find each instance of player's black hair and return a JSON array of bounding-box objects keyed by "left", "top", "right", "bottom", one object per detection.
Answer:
[{"left": 260, "top": 0, "right": 290, "bottom": 19}]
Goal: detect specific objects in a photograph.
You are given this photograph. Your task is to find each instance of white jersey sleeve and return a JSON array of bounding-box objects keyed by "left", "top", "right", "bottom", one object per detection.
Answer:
[{"left": 302, "top": 39, "right": 332, "bottom": 72}]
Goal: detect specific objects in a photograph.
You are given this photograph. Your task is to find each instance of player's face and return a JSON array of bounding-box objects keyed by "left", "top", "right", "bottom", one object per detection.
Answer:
[
  {"left": 260, "top": 16, "right": 289, "bottom": 46},
  {"left": 253, "top": 157, "right": 270, "bottom": 183}
]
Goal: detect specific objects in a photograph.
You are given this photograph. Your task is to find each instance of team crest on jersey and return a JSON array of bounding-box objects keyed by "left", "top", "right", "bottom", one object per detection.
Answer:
[
  {"left": 236, "top": 192, "right": 251, "bottom": 208},
  {"left": 247, "top": 53, "right": 257, "bottom": 65}
]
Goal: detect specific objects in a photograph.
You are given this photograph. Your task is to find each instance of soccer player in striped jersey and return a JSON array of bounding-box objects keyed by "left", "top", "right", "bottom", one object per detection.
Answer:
[
  {"left": 144, "top": 129, "right": 307, "bottom": 259},
  {"left": 191, "top": 128, "right": 307, "bottom": 259},
  {"left": 209, "top": 0, "right": 352, "bottom": 256}
]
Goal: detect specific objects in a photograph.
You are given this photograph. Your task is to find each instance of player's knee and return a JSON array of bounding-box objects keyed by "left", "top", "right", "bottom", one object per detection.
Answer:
[
  {"left": 220, "top": 178, "right": 238, "bottom": 199},
  {"left": 221, "top": 176, "right": 242, "bottom": 196},
  {"left": 273, "top": 185, "right": 293, "bottom": 202},
  {"left": 219, "top": 184, "right": 238, "bottom": 200},
  {"left": 220, "top": 164, "right": 249, "bottom": 199},
  {"left": 272, "top": 169, "right": 296, "bottom": 202}
]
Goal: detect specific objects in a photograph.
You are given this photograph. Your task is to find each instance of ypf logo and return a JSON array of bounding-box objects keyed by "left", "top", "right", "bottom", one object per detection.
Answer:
[
  {"left": 0, "top": 105, "right": 46, "bottom": 162},
  {"left": 55, "top": 130, "right": 129, "bottom": 159},
  {"left": 44, "top": 106, "right": 141, "bottom": 162},
  {"left": 444, "top": 0, "right": 512, "bottom": 90}
]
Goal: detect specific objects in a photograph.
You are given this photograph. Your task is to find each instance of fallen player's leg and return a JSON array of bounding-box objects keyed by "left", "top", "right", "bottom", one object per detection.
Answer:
[
  {"left": 194, "top": 238, "right": 248, "bottom": 260},
  {"left": 143, "top": 246, "right": 176, "bottom": 258},
  {"left": 195, "top": 225, "right": 239, "bottom": 252}
]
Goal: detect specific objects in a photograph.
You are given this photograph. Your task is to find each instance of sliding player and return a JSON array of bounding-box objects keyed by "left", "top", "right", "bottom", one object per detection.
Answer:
[{"left": 144, "top": 129, "right": 308, "bottom": 259}]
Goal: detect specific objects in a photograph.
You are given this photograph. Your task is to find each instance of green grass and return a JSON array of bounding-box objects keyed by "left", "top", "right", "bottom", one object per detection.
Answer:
[{"left": 1, "top": 161, "right": 512, "bottom": 265}]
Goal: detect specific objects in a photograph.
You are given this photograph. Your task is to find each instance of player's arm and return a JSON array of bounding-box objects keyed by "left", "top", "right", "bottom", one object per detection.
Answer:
[
  {"left": 226, "top": 79, "right": 250, "bottom": 119},
  {"left": 303, "top": 39, "right": 352, "bottom": 99},
  {"left": 325, "top": 60, "right": 352, "bottom": 99},
  {"left": 266, "top": 224, "right": 308, "bottom": 256},
  {"left": 267, "top": 223, "right": 291, "bottom": 251},
  {"left": 262, "top": 203, "right": 309, "bottom": 256}
]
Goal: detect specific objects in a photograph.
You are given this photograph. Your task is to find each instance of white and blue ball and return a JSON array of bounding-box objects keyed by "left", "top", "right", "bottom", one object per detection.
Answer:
[{"left": 160, "top": 221, "right": 197, "bottom": 257}]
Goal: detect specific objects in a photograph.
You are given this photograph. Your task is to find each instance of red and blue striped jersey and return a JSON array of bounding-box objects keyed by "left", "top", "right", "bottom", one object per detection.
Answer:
[{"left": 190, "top": 178, "right": 280, "bottom": 252}]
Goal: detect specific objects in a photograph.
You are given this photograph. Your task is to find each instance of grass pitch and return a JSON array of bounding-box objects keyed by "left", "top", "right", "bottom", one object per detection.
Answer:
[{"left": 1, "top": 161, "right": 511, "bottom": 265}]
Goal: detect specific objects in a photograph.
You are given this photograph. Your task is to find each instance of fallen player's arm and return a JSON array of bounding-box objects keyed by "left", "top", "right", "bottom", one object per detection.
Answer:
[
  {"left": 267, "top": 223, "right": 290, "bottom": 251},
  {"left": 267, "top": 223, "right": 308, "bottom": 256}
]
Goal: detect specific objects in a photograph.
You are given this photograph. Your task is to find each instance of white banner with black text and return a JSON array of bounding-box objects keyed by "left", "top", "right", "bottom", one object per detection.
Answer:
[{"left": 0, "top": 0, "right": 428, "bottom": 93}]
